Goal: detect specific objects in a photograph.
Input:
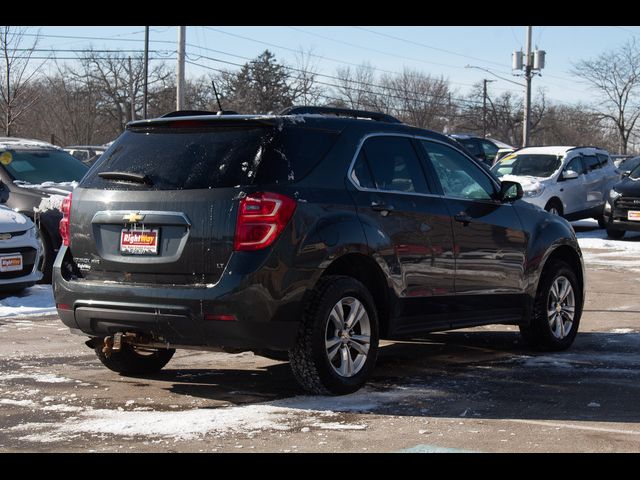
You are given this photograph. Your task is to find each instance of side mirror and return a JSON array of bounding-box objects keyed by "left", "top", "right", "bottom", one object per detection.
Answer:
[
  {"left": 498, "top": 180, "right": 523, "bottom": 202},
  {"left": 562, "top": 170, "right": 579, "bottom": 180}
]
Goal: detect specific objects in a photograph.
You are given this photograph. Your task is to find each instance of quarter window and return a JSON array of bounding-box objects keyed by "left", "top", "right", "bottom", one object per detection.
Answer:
[{"left": 421, "top": 141, "right": 496, "bottom": 200}]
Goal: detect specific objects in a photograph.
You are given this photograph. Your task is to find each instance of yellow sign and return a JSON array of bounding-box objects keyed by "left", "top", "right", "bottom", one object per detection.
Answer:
[{"left": 0, "top": 151, "right": 12, "bottom": 166}]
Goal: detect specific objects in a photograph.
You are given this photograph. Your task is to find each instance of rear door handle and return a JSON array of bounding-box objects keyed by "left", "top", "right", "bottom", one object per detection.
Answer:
[
  {"left": 371, "top": 201, "right": 394, "bottom": 213},
  {"left": 454, "top": 212, "right": 472, "bottom": 226}
]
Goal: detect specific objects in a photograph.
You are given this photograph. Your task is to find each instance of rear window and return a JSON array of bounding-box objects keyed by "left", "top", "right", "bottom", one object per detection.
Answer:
[
  {"left": 81, "top": 124, "right": 339, "bottom": 190},
  {"left": 0, "top": 149, "right": 89, "bottom": 184}
]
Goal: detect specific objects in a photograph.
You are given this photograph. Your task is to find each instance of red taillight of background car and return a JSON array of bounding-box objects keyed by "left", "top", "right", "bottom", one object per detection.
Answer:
[
  {"left": 59, "top": 193, "right": 72, "bottom": 246},
  {"left": 233, "top": 192, "right": 296, "bottom": 251}
]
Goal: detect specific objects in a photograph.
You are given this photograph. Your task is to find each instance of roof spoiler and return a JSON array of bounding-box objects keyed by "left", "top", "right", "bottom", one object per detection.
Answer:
[
  {"left": 280, "top": 106, "right": 402, "bottom": 124},
  {"left": 161, "top": 110, "right": 239, "bottom": 118}
]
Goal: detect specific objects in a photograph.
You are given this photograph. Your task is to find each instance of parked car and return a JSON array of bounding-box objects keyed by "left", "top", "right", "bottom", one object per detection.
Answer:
[
  {"left": 54, "top": 106, "right": 585, "bottom": 395},
  {"left": 0, "top": 138, "right": 89, "bottom": 283},
  {"left": 64, "top": 145, "right": 108, "bottom": 167},
  {"left": 491, "top": 146, "right": 619, "bottom": 227},
  {"left": 448, "top": 134, "right": 514, "bottom": 167},
  {"left": 610, "top": 154, "right": 634, "bottom": 168},
  {"left": 615, "top": 156, "right": 640, "bottom": 178},
  {"left": 0, "top": 205, "right": 43, "bottom": 292},
  {"left": 603, "top": 162, "right": 640, "bottom": 239}
]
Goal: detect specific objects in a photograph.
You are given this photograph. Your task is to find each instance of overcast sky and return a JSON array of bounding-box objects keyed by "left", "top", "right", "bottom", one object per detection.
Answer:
[{"left": 27, "top": 26, "right": 640, "bottom": 106}]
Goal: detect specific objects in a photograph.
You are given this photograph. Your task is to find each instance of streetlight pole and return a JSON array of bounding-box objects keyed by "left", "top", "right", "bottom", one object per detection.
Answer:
[{"left": 482, "top": 79, "right": 496, "bottom": 138}]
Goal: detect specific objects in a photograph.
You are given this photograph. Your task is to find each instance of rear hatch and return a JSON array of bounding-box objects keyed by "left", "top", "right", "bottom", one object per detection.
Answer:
[{"left": 69, "top": 116, "right": 339, "bottom": 285}]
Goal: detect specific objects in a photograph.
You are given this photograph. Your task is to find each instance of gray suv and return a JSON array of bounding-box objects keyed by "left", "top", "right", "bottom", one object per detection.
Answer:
[{"left": 491, "top": 146, "right": 619, "bottom": 226}]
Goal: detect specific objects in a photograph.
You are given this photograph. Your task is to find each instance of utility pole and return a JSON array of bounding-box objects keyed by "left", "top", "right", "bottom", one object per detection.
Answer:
[
  {"left": 512, "top": 27, "right": 545, "bottom": 148},
  {"left": 482, "top": 79, "right": 496, "bottom": 138},
  {"left": 143, "top": 26, "right": 149, "bottom": 119},
  {"left": 176, "top": 26, "right": 186, "bottom": 111},
  {"left": 523, "top": 26, "right": 533, "bottom": 148}
]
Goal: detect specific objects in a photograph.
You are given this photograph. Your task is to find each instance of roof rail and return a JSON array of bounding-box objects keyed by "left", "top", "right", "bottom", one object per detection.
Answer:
[
  {"left": 280, "top": 106, "right": 402, "bottom": 124},
  {"left": 566, "top": 145, "right": 602, "bottom": 151},
  {"left": 161, "top": 110, "right": 239, "bottom": 118}
]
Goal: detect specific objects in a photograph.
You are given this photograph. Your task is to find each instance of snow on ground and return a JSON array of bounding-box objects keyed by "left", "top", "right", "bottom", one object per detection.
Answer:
[
  {"left": 0, "top": 285, "right": 56, "bottom": 318},
  {"left": 572, "top": 219, "right": 640, "bottom": 270}
]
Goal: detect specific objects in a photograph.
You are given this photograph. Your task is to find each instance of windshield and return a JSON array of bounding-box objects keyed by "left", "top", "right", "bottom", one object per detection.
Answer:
[
  {"left": 621, "top": 156, "right": 640, "bottom": 172},
  {"left": 491, "top": 153, "right": 562, "bottom": 178},
  {"left": 0, "top": 149, "right": 89, "bottom": 184},
  {"left": 630, "top": 163, "right": 640, "bottom": 179}
]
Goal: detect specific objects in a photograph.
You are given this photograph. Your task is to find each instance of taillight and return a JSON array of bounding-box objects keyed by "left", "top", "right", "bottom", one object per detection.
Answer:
[
  {"left": 234, "top": 192, "right": 296, "bottom": 251},
  {"left": 59, "top": 193, "right": 72, "bottom": 246}
]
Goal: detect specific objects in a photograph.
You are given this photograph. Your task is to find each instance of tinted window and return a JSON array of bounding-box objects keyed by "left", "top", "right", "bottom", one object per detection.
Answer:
[
  {"left": 596, "top": 153, "right": 610, "bottom": 167},
  {"left": 81, "top": 125, "right": 339, "bottom": 190},
  {"left": 480, "top": 140, "right": 499, "bottom": 162},
  {"left": 583, "top": 155, "right": 600, "bottom": 172},
  {"left": 455, "top": 138, "right": 483, "bottom": 158},
  {"left": 564, "top": 156, "right": 585, "bottom": 175},
  {"left": 0, "top": 149, "right": 89, "bottom": 184},
  {"left": 361, "top": 136, "right": 429, "bottom": 194},
  {"left": 620, "top": 156, "right": 640, "bottom": 172},
  {"left": 351, "top": 150, "right": 376, "bottom": 189},
  {"left": 421, "top": 141, "right": 495, "bottom": 200}
]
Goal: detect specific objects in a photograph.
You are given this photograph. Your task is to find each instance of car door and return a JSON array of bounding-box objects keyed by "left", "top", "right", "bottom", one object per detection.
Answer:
[
  {"left": 581, "top": 154, "right": 604, "bottom": 210},
  {"left": 559, "top": 155, "right": 587, "bottom": 216},
  {"left": 418, "top": 139, "right": 528, "bottom": 325},
  {"left": 348, "top": 134, "right": 456, "bottom": 332}
]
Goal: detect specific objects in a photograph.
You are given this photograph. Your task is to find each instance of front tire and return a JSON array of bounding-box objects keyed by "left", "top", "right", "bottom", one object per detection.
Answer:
[
  {"left": 94, "top": 343, "right": 175, "bottom": 375},
  {"left": 289, "top": 276, "right": 379, "bottom": 395},
  {"left": 544, "top": 200, "right": 563, "bottom": 217},
  {"left": 606, "top": 228, "right": 625, "bottom": 239},
  {"left": 520, "top": 260, "right": 582, "bottom": 351}
]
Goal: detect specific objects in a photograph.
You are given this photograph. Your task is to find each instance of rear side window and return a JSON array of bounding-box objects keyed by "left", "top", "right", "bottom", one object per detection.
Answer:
[
  {"left": 359, "top": 136, "right": 429, "bottom": 194},
  {"left": 564, "top": 156, "right": 585, "bottom": 175},
  {"left": 596, "top": 153, "right": 610, "bottom": 167},
  {"left": 582, "top": 155, "right": 600, "bottom": 172},
  {"left": 81, "top": 125, "right": 339, "bottom": 190}
]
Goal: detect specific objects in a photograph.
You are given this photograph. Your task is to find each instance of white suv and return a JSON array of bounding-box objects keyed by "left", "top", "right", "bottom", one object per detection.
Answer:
[{"left": 491, "top": 146, "right": 619, "bottom": 225}]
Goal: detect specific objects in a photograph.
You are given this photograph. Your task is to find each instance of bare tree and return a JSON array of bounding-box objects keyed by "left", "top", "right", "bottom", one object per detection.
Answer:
[
  {"left": 331, "top": 63, "right": 380, "bottom": 110},
  {"left": 572, "top": 39, "right": 640, "bottom": 154},
  {"left": 289, "top": 47, "right": 324, "bottom": 107},
  {"left": 0, "top": 26, "right": 45, "bottom": 136}
]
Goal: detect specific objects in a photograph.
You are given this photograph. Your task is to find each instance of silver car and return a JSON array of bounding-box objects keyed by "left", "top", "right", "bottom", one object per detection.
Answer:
[{"left": 491, "top": 146, "right": 619, "bottom": 225}]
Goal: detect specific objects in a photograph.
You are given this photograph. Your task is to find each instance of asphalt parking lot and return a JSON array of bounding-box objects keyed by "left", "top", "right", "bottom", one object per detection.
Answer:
[{"left": 1, "top": 222, "right": 639, "bottom": 453}]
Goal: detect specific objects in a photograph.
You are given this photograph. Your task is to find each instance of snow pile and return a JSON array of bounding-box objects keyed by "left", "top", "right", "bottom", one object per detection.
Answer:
[{"left": 0, "top": 285, "right": 56, "bottom": 318}]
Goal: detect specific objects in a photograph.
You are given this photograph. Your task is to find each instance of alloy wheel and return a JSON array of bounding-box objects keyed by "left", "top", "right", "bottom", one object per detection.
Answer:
[{"left": 325, "top": 296, "right": 371, "bottom": 378}]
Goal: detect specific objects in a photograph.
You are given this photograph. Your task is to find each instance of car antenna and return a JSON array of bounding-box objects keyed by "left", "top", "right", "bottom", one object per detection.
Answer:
[{"left": 211, "top": 80, "right": 223, "bottom": 112}]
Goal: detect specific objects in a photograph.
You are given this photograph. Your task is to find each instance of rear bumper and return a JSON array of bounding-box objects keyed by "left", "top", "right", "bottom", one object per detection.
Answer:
[{"left": 53, "top": 246, "right": 303, "bottom": 351}]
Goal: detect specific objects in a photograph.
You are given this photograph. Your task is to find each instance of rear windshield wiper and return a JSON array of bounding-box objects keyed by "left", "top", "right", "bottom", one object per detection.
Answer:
[{"left": 98, "top": 171, "right": 153, "bottom": 186}]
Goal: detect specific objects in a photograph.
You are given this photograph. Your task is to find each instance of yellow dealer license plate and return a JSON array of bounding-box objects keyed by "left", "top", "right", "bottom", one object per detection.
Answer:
[
  {"left": 0, "top": 254, "right": 23, "bottom": 272},
  {"left": 628, "top": 210, "right": 640, "bottom": 221}
]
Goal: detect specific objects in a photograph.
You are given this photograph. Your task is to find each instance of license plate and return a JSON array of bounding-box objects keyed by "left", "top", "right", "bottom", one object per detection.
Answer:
[
  {"left": 120, "top": 229, "right": 159, "bottom": 255},
  {"left": 0, "top": 254, "right": 22, "bottom": 272},
  {"left": 628, "top": 210, "right": 640, "bottom": 221}
]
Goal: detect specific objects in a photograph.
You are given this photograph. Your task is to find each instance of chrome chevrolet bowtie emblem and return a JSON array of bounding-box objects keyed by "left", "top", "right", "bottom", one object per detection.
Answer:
[{"left": 124, "top": 212, "right": 144, "bottom": 223}]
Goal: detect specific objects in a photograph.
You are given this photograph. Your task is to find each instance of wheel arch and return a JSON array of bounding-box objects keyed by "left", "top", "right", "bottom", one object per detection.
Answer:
[{"left": 318, "top": 252, "right": 391, "bottom": 338}]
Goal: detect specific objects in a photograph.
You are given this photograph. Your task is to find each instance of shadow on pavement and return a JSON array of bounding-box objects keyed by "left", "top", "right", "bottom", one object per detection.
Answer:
[{"left": 141, "top": 329, "right": 640, "bottom": 425}]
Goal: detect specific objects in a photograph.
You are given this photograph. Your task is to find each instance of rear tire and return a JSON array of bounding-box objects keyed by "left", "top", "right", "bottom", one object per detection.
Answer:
[
  {"left": 94, "top": 343, "right": 175, "bottom": 375},
  {"left": 606, "top": 228, "right": 625, "bottom": 239},
  {"left": 36, "top": 226, "right": 54, "bottom": 284},
  {"left": 519, "top": 260, "right": 582, "bottom": 351},
  {"left": 596, "top": 216, "right": 607, "bottom": 229},
  {"left": 289, "top": 276, "right": 379, "bottom": 395}
]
